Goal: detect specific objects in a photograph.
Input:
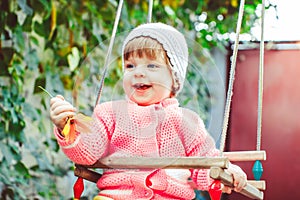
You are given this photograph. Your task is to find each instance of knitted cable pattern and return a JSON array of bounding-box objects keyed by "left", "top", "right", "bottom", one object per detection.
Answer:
[{"left": 54, "top": 98, "right": 219, "bottom": 199}]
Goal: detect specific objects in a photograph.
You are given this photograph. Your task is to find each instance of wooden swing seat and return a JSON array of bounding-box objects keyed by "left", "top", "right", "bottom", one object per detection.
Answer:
[{"left": 74, "top": 150, "right": 266, "bottom": 200}]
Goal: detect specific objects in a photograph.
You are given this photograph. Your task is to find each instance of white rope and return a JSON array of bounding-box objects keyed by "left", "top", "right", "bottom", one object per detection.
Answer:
[
  {"left": 219, "top": 0, "right": 245, "bottom": 154},
  {"left": 147, "top": 0, "right": 153, "bottom": 23},
  {"left": 95, "top": 0, "right": 124, "bottom": 107},
  {"left": 256, "top": 0, "right": 266, "bottom": 151}
]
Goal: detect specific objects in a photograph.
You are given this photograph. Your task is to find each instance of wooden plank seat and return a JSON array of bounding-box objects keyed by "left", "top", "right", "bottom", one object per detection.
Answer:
[{"left": 74, "top": 150, "right": 266, "bottom": 199}]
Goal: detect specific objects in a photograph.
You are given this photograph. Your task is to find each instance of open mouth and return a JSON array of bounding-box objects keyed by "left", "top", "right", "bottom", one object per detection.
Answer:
[{"left": 133, "top": 83, "right": 152, "bottom": 90}]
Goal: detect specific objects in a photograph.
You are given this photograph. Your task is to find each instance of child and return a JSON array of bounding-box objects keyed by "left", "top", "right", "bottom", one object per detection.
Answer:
[{"left": 50, "top": 23, "right": 247, "bottom": 199}]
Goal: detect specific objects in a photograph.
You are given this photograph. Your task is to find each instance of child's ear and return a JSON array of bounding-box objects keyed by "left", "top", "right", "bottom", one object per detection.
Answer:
[
  {"left": 171, "top": 81, "right": 180, "bottom": 96},
  {"left": 170, "top": 89, "right": 177, "bottom": 98}
]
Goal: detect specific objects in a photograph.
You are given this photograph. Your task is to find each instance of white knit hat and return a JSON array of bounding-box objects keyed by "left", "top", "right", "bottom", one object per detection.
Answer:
[{"left": 122, "top": 22, "right": 188, "bottom": 95}]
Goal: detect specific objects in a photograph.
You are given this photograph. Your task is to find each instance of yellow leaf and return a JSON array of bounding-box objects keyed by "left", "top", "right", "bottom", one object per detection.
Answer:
[
  {"left": 62, "top": 118, "right": 71, "bottom": 137},
  {"left": 61, "top": 113, "right": 93, "bottom": 143},
  {"left": 62, "top": 118, "right": 76, "bottom": 143},
  {"left": 231, "top": 0, "right": 238, "bottom": 8}
]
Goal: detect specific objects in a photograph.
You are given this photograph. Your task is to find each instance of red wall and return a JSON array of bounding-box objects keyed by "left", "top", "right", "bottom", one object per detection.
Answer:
[{"left": 227, "top": 46, "right": 300, "bottom": 199}]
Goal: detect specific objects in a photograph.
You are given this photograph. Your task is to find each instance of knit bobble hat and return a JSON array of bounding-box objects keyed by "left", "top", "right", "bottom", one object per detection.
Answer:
[{"left": 122, "top": 22, "right": 189, "bottom": 95}]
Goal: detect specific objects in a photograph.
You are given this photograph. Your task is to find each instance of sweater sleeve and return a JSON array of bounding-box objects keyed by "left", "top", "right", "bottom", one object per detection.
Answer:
[
  {"left": 180, "top": 108, "right": 219, "bottom": 191},
  {"left": 53, "top": 102, "right": 115, "bottom": 165}
]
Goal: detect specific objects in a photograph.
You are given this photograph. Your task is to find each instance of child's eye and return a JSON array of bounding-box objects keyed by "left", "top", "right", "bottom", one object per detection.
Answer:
[
  {"left": 147, "top": 64, "right": 159, "bottom": 69},
  {"left": 125, "top": 64, "right": 135, "bottom": 69}
]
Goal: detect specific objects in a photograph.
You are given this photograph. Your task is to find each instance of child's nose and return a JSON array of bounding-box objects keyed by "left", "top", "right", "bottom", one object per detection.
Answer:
[{"left": 134, "top": 65, "right": 146, "bottom": 77}]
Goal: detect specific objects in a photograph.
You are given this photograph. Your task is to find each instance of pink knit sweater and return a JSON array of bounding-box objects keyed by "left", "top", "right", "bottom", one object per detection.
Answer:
[{"left": 54, "top": 98, "right": 219, "bottom": 199}]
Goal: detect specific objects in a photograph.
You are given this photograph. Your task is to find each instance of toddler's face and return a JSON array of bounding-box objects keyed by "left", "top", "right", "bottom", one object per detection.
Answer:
[{"left": 123, "top": 55, "right": 173, "bottom": 106}]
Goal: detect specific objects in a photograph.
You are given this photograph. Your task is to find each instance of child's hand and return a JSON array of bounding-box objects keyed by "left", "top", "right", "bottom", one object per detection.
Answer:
[
  {"left": 50, "top": 95, "right": 76, "bottom": 130},
  {"left": 223, "top": 163, "right": 247, "bottom": 194}
]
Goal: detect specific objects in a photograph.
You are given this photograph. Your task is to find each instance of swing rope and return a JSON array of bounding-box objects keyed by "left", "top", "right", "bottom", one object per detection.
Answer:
[
  {"left": 256, "top": 0, "right": 266, "bottom": 151},
  {"left": 95, "top": 0, "right": 154, "bottom": 107},
  {"left": 219, "top": 0, "right": 246, "bottom": 154},
  {"left": 74, "top": 1, "right": 124, "bottom": 199},
  {"left": 147, "top": 0, "right": 153, "bottom": 23},
  {"left": 219, "top": 0, "right": 266, "bottom": 154},
  {"left": 94, "top": 0, "right": 124, "bottom": 107}
]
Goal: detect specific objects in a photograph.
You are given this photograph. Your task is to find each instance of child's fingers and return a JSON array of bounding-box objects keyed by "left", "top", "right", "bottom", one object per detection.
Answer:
[
  {"left": 50, "top": 96, "right": 76, "bottom": 113},
  {"left": 51, "top": 101, "right": 76, "bottom": 114},
  {"left": 56, "top": 94, "right": 65, "bottom": 101},
  {"left": 233, "top": 173, "right": 247, "bottom": 192},
  {"left": 50, "top": 103, "right": 76, "bottom": 119},
  {"left": 222, "top": 185, "right": 233, "bottom": 194},
  {"left": 226, "top": 163, "right": 247, "bottom": 192},
  {"left": 51, "top": 111, "right": 75, "bottom": 130},
  {"left": 50, "top": 95, "right": 65, "bottom": 107},
  {"left": 49, "top": 95, "right": 76, "bottom": 129},
  {"left": 54, "top": 111, "right": 75, "bottom": 121}
]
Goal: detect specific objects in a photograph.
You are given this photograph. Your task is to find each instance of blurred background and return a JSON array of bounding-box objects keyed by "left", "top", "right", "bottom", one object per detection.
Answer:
[{"left": 1, "top": 0, "right": 299, "bottom": 199}]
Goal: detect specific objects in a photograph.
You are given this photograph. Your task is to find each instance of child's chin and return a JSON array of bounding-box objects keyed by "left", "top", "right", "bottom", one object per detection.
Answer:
[{"left": 134, "top": 99, "right": 151, "bottom": 106}]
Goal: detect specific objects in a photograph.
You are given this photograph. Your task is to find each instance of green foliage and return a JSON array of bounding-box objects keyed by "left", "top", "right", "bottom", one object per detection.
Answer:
[{"left": 0, "top": 0, "right": 265, "bottom": 199}]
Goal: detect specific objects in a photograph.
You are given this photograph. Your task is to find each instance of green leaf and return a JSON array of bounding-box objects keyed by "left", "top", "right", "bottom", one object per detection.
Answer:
[
  {"left": 0, "top": 142, "right": 15, "bottom": 165},
  {"left": 0, "top": 48, "right": 14, "bottom": 75},
  {"left": 14, "top": 26, "right": 26, "bottom": 52},
  {"left": 56, "top": 8, "right": 68, "bottom": 26},
  {"left": 67, "top": 47, "right": 80, "bottom": 71},
  {"left": 38, "top": 0, "right": 53, "bottom": 18},
  {"left": 22, "top": 15, "right": 33, "bottom": 32},
  {"left": 0, "top": 166, "right": 10, "bottom": 185},
  {"left": 17, "top": 0, "right": 33, "bottom": 15},
  {"left": 245, "top": 4, "right": 256, "bottom": 15},
  {"left": 15, "top": 161, "right": 30, "bottom": 178},
  {"left": 10, "top": 109, "right": 19, "bottom": 124},
  {"left": 13, "top": 186, "right": 27, "bottom": 199},
  {"left": 40, "top": 95, "right": 48, "bottom": 110},
  {"left": 34, "top": 76, "right": 46, "bottom": 94},
  {"left": 30, "top": 0, "right": 51, "bottom": 18},
  {"left": 29, "top": 35, "right": 39, "bottom": 46},
  {"left": 34, "top": 18, "right": 50, "bottom": 37},
  {"left": 100, "top": 3, "right": 114, "bottom": 21},
  {"left": 25, "top": 49, "right": 39, "bottom": 71}
]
